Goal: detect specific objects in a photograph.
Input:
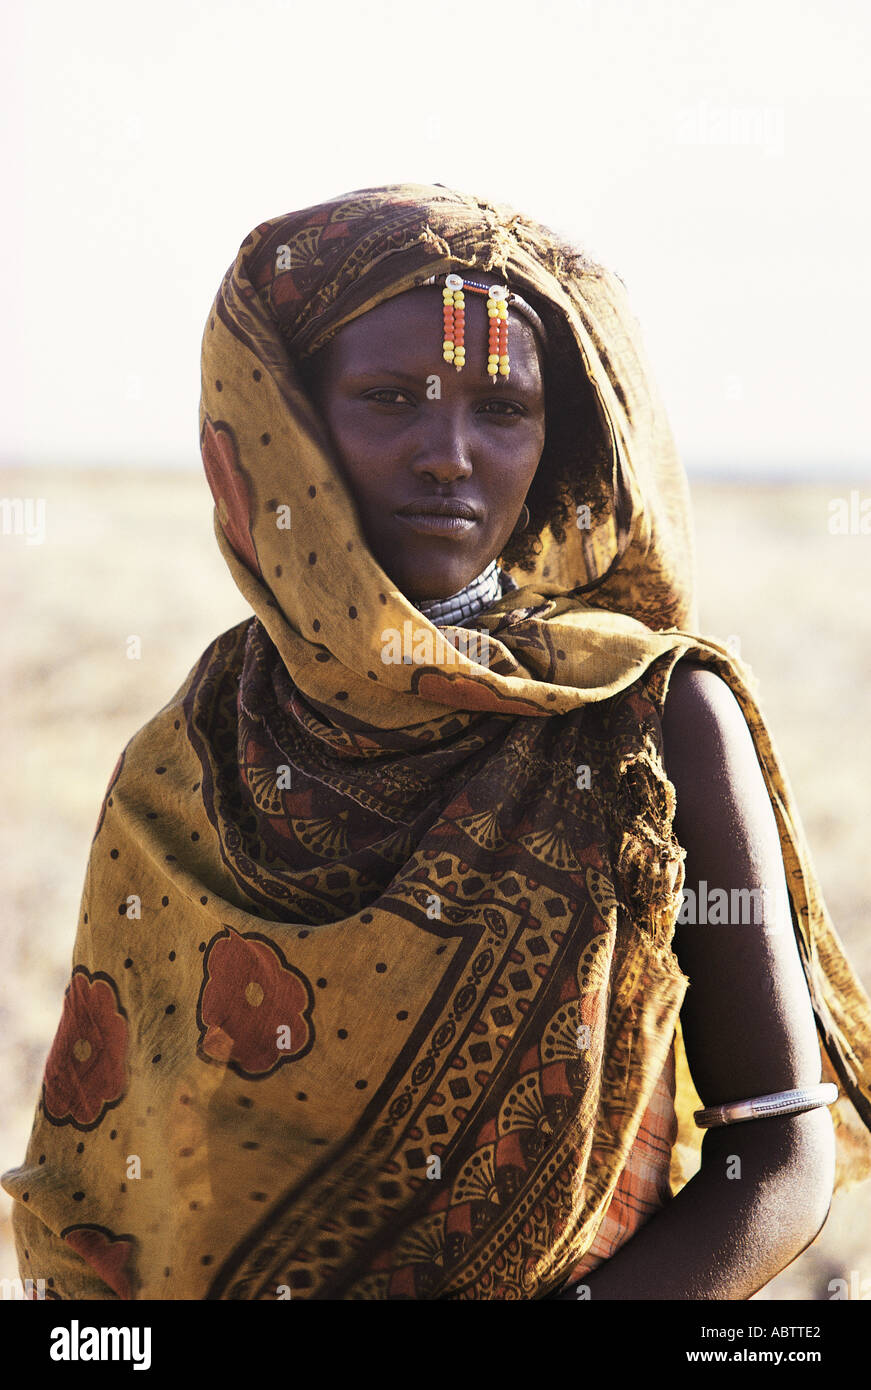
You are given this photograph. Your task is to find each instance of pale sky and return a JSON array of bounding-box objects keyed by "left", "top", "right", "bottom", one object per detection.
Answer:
[{"left": 4, "top": 0, "right": 870, "bottom": 477}]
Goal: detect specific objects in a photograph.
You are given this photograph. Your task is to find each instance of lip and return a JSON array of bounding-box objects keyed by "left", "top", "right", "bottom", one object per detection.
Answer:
[
  {"left": 394, "top": 497, "right": 481, "bottom": 538},
  {"left": 395, "top": 499, "right": 480, "bottom": 520},
  {"left": 396, "top": 512, "right": 478, "bottom": 537}
]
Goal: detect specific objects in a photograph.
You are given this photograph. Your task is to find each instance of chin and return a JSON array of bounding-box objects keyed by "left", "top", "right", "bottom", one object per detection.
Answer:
[
  {"left": 404, "top": 567, "right": 476, "bottom": 602},
  {"left": 381, "top": 552, "right": 476, "bottom": 603}
]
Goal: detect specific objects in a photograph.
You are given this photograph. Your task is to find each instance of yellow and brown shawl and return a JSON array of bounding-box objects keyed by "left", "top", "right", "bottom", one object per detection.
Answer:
[{"left": 4, "top": 184, "right": 870, "bottom": 1300}]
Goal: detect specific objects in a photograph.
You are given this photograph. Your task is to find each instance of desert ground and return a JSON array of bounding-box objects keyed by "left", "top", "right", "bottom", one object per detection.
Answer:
[{"left": 1, "top": 466, "right": 869, "bottom": 1300}]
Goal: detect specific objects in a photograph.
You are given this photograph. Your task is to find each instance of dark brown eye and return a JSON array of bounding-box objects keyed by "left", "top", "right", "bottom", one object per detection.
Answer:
[
  {"left": 363, "top": 388, "right": 412, "bottom": 405},
  {"left": 479, "top": 400, "right": 525, "bottom": 416}
]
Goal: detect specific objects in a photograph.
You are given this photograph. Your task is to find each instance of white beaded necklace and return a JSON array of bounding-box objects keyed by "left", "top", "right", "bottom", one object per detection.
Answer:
[{"left": 413, "top": 560, "right": 518, "bottom": 627}]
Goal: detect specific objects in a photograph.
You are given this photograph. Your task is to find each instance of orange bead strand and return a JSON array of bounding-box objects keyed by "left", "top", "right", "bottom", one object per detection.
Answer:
[
  {"left": 442, "top": 285, "right": 455, "bottom": 367},
  {"left": 441, "top": 275, "right": 510, "bottom": 377},
  {"left": 443, "top": 273, "right": 465, "bottom": 371}
]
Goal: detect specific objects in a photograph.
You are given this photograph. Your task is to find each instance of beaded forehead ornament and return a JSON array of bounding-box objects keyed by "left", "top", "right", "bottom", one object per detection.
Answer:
[{"left": 421, "top": 272, "right": 549, "bottom": 381}]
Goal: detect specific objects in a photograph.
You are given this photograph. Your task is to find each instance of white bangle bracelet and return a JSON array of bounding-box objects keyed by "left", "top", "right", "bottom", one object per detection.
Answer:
[{"left": 694, "top": 1082, "right": 839, "bottom": 1129}]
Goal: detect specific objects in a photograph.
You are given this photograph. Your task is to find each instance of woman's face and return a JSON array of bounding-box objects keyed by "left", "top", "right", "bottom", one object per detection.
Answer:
[{"left": 304, "top": 285, "right": 546, "bottom": 600}]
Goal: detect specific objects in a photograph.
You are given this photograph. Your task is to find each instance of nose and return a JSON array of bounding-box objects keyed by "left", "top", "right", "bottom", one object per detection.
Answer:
[{"left": 409, "top": 407, "right": 474, "bottom": 483}]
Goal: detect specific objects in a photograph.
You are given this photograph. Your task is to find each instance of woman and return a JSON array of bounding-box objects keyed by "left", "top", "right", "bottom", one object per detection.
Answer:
[{"left": 4, "top": 182, "right": 870, "bottom": 1300}]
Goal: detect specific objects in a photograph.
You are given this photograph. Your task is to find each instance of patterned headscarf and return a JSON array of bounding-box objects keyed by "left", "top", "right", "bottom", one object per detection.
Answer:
[
  {"left": 199, "top": 182, "right": 699, "bottom": 729},
  {"left": 3, "top": 183, "right": 869, "bottom": 1301}
]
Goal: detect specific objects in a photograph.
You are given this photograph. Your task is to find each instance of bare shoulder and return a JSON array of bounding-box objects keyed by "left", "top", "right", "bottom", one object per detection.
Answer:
[
  {"left": 662, "top": 656, "right": 739, "bottom": 712},
  {"left": 661, "top": 657, "right": 750, "bottom": 748},
  {"left": 660, "top": 658, "right": 761, "bottom": 808}
]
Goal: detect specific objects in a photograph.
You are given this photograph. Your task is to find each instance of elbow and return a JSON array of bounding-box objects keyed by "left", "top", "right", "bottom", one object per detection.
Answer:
[
  {"left": 757, "top": 1107, "right": 837, "bottom": 1256},
  {"left": 701, "top": 1104, "right": 837, "bottom": 1272}
]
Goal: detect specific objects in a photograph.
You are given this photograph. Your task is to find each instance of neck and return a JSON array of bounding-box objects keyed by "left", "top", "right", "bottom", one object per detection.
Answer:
[{"left": 413, "top": 560, "right": 516, "bottom": 626}]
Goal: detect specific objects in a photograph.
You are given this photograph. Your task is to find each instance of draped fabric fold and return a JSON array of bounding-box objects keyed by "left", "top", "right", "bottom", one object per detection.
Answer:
[{"left": 4, "top": 184, "right": 869, "bottom": 1300}]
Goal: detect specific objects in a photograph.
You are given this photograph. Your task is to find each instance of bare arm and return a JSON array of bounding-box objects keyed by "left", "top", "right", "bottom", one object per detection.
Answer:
[{"left": 549, "top": 660, "right": 835, "bottom": 1299}]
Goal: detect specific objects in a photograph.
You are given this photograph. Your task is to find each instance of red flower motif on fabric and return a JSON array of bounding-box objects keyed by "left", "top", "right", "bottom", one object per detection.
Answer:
[
  {"left": 197, "top": 930, "right": 315, "bottom": 1078},
  {"left": 414, "top": 669, "right": 546, "bottom": 715},
  {"left": 61, "top": 1224, "right": 137, "bottom": 1300},
  {"left": 200, "top": 416, "right": 261, "bottom": 577},
  {"left": 42, "top": 969, "right": 128, "bottom": 1130}
]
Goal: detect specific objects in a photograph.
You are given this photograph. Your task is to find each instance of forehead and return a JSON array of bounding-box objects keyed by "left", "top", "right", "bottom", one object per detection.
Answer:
[{"left": 318, "top": 285, "right": 544, "bottom": 381}]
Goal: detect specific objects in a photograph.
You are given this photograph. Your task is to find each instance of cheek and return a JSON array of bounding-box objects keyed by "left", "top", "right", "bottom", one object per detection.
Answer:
[
  {"left": 504, "top": 427, "right": 547, "bottom": 493},
  {"left": 522, "top": 424, "right": 547, "bottom": 485},
  {"left": 319, "top": 412, "right": 388, "bottom": 498}
]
